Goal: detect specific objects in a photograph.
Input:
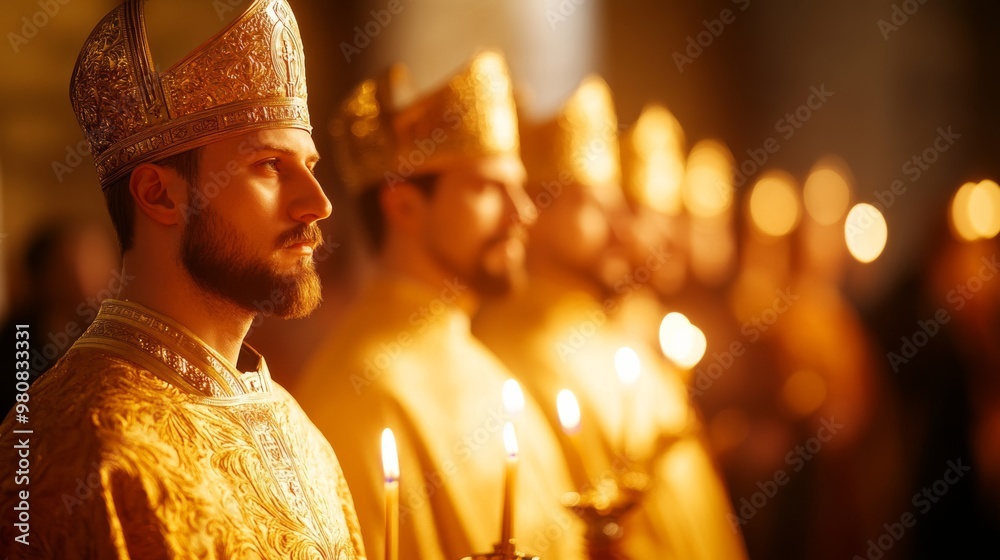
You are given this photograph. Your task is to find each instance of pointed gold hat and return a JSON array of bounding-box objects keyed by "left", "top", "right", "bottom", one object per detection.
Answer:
[
  {"left": 331, "top": 50, "right": 520, "bottom": 194},
  {"left": 518, "top": 76, "right": 621, "bottom": 205},
  {"left": 70, "top": 0, "right": 311, "bottom": 190},
  {"left": 620, "top": 104, "right": 686, "bottom": 215}
]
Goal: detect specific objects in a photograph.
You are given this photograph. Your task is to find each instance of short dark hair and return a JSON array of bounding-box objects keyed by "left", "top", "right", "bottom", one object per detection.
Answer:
[
  {"left": 103, "top": 149, "right": 201, "bottom": 254},
  {"left": 356, "top": 173, "right": 439, "bottom": 252}
]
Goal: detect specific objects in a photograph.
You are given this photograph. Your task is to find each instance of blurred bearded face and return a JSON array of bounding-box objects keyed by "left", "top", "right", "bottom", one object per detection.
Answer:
[
  {"left": 528, "top": 183, "right": 632, "bottom": 296},
  {"left": 419, "top": 155, "right": 532, "bottom": 298}
]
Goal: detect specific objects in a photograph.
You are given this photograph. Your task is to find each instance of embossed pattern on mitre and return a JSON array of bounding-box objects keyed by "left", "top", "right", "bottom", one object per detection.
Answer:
[
  {"left": 70, "top": 0, "right": 311, "bottom": 189},
  {"left": 333, "top": 50, "right": 520, "bottom": 194}
]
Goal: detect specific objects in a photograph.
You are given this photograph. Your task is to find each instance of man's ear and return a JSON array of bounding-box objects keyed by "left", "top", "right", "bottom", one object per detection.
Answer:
[
  {"left": 129, "top": 163, "right": 188, "bottom": 226},
  {"left": 379, "top": 182, "right": 428, "bottom": 236}
]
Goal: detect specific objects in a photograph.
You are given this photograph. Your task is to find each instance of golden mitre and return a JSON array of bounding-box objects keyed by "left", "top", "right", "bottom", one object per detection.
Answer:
[
  {"left": 620, "top": 104, "right": 687, "bottom": 215},
  {"left": 331, "top": 50, "right": 520, "bottom": 194},
  {"left": 518, "top": 76, "right": 621, "bottom": 205},
  {"left": 70, "top": 0, "right": 311, "bottom": 189}
]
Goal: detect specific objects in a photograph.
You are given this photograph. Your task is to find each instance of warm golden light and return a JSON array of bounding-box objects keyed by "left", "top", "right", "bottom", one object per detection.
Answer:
[
  {"left": 969, "top": 179, "right": 1000, "bottom": 239},
  {"left": 683, "top": 139, "right": 734, "bottom": 218},
  {"left": 749, "top": 171, "right": 801, "bottom": 237},
  {"left": 381, "top": 428, "right": 399, "bottom": 482},
  {"left": 950, "top": 182, "right": 980, "bottom": 241},
  {"left": 628, "top": 105, "right": 686, "bottom": 215},
  {"left": 803, "top": 161, "right": 852, "bottom": 225},
  {"left": 844, "top": 203, "right": 888, "bottom": 263},
  {"left": 659, "top": 312, "right": 708, "bottom": 369},
  {"left": 781, "top": 370, "right": 827, "bottom": 418},
  {"left": 502, "top": 379, "right": 525, "bottom": 417},
  {"left": 556, "top": 390, "right": 582, "bottom": 435},
  {"left": 614, "top": 346, "right": 641, "bottom": 386},
  {"left": 503, "top": 422, "right": 518, "bottom": 457}
]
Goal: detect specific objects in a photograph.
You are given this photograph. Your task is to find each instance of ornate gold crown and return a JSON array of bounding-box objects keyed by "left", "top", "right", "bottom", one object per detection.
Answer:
[
  {"left": 620, "top": 104, "right": 686, "bottom": 215},
  {"left": 70, "top": 0, "right": 311, "bottom": 190},
  {"left": 518, "top": 76, "right": 621, "bottom": 205},
  {"left": 331, "top": 50, "right": 520, "bottom": 194}
]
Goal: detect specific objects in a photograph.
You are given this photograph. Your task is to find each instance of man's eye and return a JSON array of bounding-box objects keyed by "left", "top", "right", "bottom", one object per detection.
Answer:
[{"left": 260, "top": 159, "right": 279, "bottom": 171}]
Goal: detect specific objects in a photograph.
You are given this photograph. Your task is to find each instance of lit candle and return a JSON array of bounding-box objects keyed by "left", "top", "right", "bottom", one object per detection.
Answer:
[
  {"left": 614, "top": 346, "right": 641, "bottom": 453},
  {"left": 503, "top": 378, "right": 525, "bottom": 420},
  {"left": 500, "top": 422, "right": 519, "bottom": 545},
  {"left": 382, "top": 428, "right": 399, "bottom": 560},
  {"left": 659, "top": 312, "right": 707, "bottom": 370}
]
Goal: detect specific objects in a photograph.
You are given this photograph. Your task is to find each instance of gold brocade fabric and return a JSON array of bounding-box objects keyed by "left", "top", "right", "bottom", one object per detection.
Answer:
[
  {"left": 0, "top": 300, "right": 366, "bottom": 559},
  {"left": 473, "top": 279, "right": 749, "bottom": 560},
  {"left": 294, "top": 275, "right": 586, "bottom": 560}
]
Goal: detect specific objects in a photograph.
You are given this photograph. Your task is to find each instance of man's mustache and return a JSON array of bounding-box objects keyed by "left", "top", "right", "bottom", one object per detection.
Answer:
[{"left": 278, "top": 224, "right": 323, "bottom": 249}]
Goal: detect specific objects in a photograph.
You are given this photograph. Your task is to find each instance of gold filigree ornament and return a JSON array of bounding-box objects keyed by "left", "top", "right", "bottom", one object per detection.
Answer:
[
  {"left": 70, "top": 0, "right": 311, "bottom": 190},
  {"left": 518, "top": 76, "right": 623, "bottom": 207},
  {"left": 330, "top": 50, "right": 520, "bottom": 194}
]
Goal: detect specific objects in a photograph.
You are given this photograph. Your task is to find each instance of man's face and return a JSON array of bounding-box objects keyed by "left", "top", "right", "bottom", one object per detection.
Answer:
[
  {"left": 528, "top": 182, "right": 632, "bottom": 296},
  {"left": 419, "top": 154, "right": 531, "bottom": 297},
  {"left": 180, "top": 128, "right": 331, "bottom": 319}
]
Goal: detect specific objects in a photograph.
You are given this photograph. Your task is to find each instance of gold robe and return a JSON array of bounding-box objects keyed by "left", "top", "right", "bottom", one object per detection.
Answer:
[
  {"left": 295, "top": 275, "right": 585, "bottom": 560},
  {"left": 0, "top": 300, "right": 366, "bottom": 559},
  {"left": 473, "top": 279, "right": 749, "bottom": 560}
]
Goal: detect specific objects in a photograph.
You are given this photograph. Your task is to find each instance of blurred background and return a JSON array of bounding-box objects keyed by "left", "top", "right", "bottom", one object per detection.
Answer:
[{"left": 1, "top": 0, "right": 997, "bottom": 558}]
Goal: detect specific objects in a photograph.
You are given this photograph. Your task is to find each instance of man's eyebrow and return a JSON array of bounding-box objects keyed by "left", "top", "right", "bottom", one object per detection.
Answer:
[{"left": 249, "top": 143, "right": 321, "bottom": 162}]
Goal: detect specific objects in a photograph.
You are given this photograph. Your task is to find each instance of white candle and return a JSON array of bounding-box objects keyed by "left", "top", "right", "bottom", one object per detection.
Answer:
[
  {"left": 382, "top": 428, "right": 399, "bottom": 560},
  {"left": 500, "top": 422, "right": 519, "bottom": 544}
]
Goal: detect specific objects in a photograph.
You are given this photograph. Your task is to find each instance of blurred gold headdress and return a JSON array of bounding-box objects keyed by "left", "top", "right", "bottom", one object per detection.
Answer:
[
  {"left": 518, "top": 76, "right": 621, "bottom": 204},
  {"left": 331, "top": 50, "right": 520, "bottom": 194},
  {"left": 620, "top": 104, "right": 686, "bottom": 215},
  {"left": 70, "top": 0, "right": 311, "bottom": 190}
]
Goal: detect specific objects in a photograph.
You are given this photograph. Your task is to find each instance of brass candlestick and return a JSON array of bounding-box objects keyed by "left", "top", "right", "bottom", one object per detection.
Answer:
[{"left": 562, "top": 471, "right": 652, "bottom": 560}]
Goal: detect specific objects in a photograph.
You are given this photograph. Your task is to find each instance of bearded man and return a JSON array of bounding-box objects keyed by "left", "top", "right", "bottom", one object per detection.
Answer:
[
  {"left": 294, "top": 51, "right": 584, "bottom": 559},
  {"left": 0, "top": 1, "right": 365, "bottom": 557}
]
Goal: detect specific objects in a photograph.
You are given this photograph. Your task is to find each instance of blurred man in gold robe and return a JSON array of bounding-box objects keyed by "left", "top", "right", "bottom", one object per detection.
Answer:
[
  {"left": 0, "top": 1, "right": 366, "bottom": 557},
  {"left": 294, "top": 52, "right": 584, "bottom": 559},
  {"left": 473, "top": 80, "right": 748, "bottom": 559}
]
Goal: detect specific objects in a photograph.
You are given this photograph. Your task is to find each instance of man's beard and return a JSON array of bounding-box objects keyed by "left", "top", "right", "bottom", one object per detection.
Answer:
[
  {"left": 430, "top": 231, "right": 524, "bottom": 299},
  {"left": 180, "top": 206, "right": 323, "bottom": 319}
]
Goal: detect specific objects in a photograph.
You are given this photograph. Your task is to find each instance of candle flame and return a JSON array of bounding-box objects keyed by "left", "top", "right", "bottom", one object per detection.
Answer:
[
  {"left": 502, "top": 379, "right": 525, "bottom": 417},
  {"left": 503, "top": 422, "right": 518, "bottom": 457},
  {"left": 844, "top": 203, "right": 888, "bottom": 263},
  {"left": 659, "top": 312, "right": 707, "bottom": 369},
  {"left": 381, "top": 428, "right": 399, "bottom": 482},
  {"left": 557, "top": 390, "right": 581, "bottom": 434},
  {"left": 614, "top": 346, "right": 641, "bottom": 386}
]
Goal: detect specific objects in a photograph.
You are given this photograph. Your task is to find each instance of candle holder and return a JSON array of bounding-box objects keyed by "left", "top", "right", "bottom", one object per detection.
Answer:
[
  {"left": 460, "top": 538, "right": 540, "bottom": 560},
  {"left": 561, "top": 471, "right": 652, "bottom": 560}
]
